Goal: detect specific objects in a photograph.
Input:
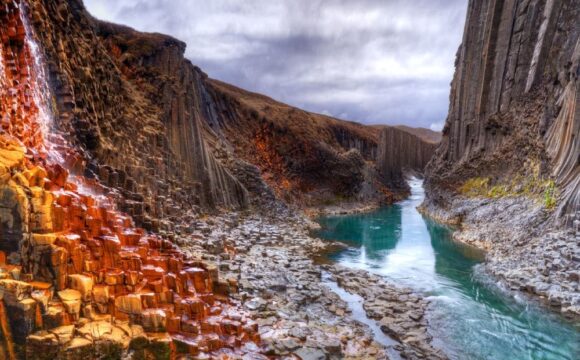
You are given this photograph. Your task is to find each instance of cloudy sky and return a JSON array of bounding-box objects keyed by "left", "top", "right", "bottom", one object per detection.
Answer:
[{"left": 84, "top": 0, "right": 467, "bottom": 130}]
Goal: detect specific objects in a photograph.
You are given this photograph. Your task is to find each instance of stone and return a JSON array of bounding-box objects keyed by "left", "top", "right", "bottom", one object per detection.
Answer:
[
  {"left": 114, "top": 294, "right": 142, "bottom": 315},
  {"left": 57, "top": 289, "right": 82, "bottom": 315},
  {"left": 293, "top": 347, "right": 326, "bottom": 360},
  {"left": 68, "top": 274, "right": 94, "bottom": 302},
  {"left": 50, "top": 325, "right": 75, "bottom": 345}
]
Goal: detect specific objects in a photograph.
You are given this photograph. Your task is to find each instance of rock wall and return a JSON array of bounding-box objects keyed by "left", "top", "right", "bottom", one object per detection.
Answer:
[
  {"left": 196, "top": 79, "right": 385, "bottom": 205},
  {"left": 426, "top": 0, "right": 579, "bottom": 221},
  {"left": 23, "top": 0, "right": 248, "bottom": 233},
  {"left": 0, "top": 2, "right": 259, "bottom": 358},
  {"left": 377, "top": 127, "right": 437, "bottom": 189}
]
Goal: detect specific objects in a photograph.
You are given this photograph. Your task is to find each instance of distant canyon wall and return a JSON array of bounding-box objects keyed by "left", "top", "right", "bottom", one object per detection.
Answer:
[
  {"left": 195, "top": 79, "right": 384, "bottom": 204},
  {"left": 377, "top": 127, "right": 438, "bottom": 189},
  {"left": 426, "top": 0, "right": 579, "bottom": 220}
]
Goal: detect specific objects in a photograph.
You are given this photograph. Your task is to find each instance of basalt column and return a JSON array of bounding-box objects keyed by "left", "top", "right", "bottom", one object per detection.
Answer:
[
  {"left": 0, "top": 2, "right": 259, "bottom": 358},
  {"left": 425, "top": 0, "right": 579, "bottom": 222},
  {"left": 377, "top": 127, "right": 437, "bottom": 189},
  {"left": 20, "top": 0, "right": 248, "bottom": 233}
]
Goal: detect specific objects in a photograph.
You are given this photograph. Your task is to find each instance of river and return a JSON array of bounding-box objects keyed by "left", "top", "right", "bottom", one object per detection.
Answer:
[{"left": 315, "top": 178, "right": 579, "bottom": 360}]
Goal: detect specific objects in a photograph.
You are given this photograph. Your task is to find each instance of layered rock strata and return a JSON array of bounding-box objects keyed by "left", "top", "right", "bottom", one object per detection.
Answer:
[{"left": 0, "top": 2, "right": 259, "bottom": 358}]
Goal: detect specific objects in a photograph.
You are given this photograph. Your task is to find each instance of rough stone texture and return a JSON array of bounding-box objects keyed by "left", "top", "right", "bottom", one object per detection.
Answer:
[
  {"left": 0, "top": 2, "right": 260, "bottom": 358},
  {"left": 377, "top": 127, "right": 438, "bottom": 191},
  {"left": 25, "top": 0, "right": 248, "bottom": 232},
  {"left": 330, "top": 266, "right": 447, "bottom": 359},
  {"left": 426, "top": 0, "right": 579, "bottom": 222},
  {"left": 188, "top": 211, "right": 450, "bottom": 359}
]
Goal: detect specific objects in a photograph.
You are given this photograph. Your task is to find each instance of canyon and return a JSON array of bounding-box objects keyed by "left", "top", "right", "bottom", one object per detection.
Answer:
[
  {"left": 0, "top": 0, "right": 439, "bottom": 358},
  {"left": 0, "top": 0, "right": 578, "bottom": 359}
]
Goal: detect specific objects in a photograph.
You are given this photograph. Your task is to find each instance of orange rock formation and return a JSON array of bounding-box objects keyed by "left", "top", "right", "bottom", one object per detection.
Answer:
[{"left": 0, "top": 1, "right": 258, "bottom": 358}]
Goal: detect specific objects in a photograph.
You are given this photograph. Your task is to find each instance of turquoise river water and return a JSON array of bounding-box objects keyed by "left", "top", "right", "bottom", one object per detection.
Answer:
[{"left": 315, "top": 178, "right": 579, "bottom": 360}]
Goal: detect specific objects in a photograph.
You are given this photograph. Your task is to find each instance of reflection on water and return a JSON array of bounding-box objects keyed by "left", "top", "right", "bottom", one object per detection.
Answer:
[{"left": 315, "top": 178, "right": 579, "bottom": 360}]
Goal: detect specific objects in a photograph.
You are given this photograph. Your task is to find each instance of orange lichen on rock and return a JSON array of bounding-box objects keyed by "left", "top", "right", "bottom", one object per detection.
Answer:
[{"left": 0, "top": 1, "right": 259, "bottom": 358}]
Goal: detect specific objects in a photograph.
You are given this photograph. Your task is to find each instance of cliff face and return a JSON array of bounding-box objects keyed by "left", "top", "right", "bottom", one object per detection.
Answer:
[
  {"left": 84, "top": 18, "right": 389, "bottom": 207},
  {"left": 191, "top": 79, "right": 387, "bottom": 205},
  {"left": 26, "top": 0, "right": 248, "bottom": 232},
  {"left": 0, "top": 1, "right": 259, "bottom": 358},
  {"left": 377, "top": 127, "right": 438, "bottom": 189},
  {"left": 426, "top": 0, "right": 579, "bottom": 221}
]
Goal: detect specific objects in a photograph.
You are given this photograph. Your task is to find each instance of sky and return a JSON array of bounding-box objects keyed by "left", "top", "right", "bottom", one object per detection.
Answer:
[{"left": 84, "top": 0, "right": 468, "bottom": 131}]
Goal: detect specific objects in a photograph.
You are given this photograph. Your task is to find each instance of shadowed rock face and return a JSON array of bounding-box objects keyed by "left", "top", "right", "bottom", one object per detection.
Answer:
[
  {"left": 377, "top": 127, "right": 437, "bottom": 190},
  {"left": 25, "top": 0, "right": 248, "bottom": 232},
  {"left": 426, "top": 0, "right": 579, "bottom": 221}
]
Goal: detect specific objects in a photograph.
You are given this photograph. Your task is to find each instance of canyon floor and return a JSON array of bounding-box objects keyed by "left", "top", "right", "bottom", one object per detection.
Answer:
[
  {"left": 180, "top": 207, "right": 450, "bottom": 360},
  {"left": 180, "top": 189, "right": 580, "bottom": 359}
]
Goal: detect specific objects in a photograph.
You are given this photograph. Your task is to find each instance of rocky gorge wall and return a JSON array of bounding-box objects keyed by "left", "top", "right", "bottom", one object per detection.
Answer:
[
  {"left": 426, "top": 0, "right": 579, "bottom": 223},
  {"left": 199, "top": 80, "right": 441, "bottom": 207},
  {"left": 422, "top": 0, "right": 580, "bottom": 317},
  {"left": 196, "top": 79, "right": 385, "bottom": 205},
  {"left": 0, "top": 1, "right": 263, "bottom": 358},
  {"left": 377, "top": 127, "right": 438, "bottom": 190},
  {"left": 24, "top": 0, "right": 249, "bottom": 234}
]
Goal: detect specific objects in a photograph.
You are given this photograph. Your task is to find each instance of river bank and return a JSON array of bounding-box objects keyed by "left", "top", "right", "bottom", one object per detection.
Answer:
[
  {"left": 419, "top": 194, "right": 580, "bottom": 320},
  {"left": 170, "top": 179, "right": 579, "bottom": 359},
  {"left": 314, "top": 178, "right": 579, "bottom": 359}
]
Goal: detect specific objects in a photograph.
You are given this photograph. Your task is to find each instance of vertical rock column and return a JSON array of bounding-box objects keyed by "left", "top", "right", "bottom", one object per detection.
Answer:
[{"left": 0, "top": 1, "right": 260, "bottom": 358}]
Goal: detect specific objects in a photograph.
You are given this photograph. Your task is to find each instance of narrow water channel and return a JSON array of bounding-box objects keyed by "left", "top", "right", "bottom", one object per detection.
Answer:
[{"left": 315, "top": 178, "right": 579, "bottom": 360}]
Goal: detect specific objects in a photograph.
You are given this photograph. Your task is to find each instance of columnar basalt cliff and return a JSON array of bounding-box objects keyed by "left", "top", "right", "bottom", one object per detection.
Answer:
[
  {"left": 198, "top": 81, "right": 440, "bottom": 206},
  {"left": 0, "top": 1, "right": 259, "bottom": 358},
  {"left": 377, "top": 127, "right": 438, "bottom": 190},
  {"left": 195, "top": 79, "right": 385, "bottom": 205},
  {"left": 425, "top": 0, "right": 579, "bottom": 221},
  {"left": 25, "top": 0, "right": 248, "bottom": 233},
  {"left": 68, "top": 9, "right": 441, "bottom": 208},
  {"left": 88, "top": 16, "right": 388, "bottom": 207},
  {"left": 423, "top": 0, "right": 580, "bottom": 317}
]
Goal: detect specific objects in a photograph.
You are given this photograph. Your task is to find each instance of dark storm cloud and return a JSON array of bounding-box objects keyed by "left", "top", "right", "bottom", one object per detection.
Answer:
[{"left": 84, "top": 0, "right": 467, "bottom": 130}]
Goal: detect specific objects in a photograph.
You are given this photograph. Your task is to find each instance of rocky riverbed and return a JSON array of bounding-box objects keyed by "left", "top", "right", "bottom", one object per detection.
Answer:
[{"left": 175, "top": 210, "right": 449, "bottom": 359}]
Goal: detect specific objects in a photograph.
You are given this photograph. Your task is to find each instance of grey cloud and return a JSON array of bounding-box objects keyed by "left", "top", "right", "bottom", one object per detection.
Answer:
[{"left": 84, "top": 0, "right": 467, "bottom": 129}]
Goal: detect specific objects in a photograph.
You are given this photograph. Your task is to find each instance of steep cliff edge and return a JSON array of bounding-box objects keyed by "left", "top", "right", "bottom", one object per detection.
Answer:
[
  {"left": 198, "top": 79, "right": 386, "bottom": 206},
  {"left": 90, "top": 16, "right": 393, "bottom": 207},
  {"left": 425, "top": 0, "right": 579, "bottom": 222},
  {"left": 53, "top": 3, "right": 440, "bottom": 209},
  {"left": 424, "top": 0, "right": 580, "bottom": 317},
  {"left": 26, "top": 0, "right": 249, "bottom": 233}
]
